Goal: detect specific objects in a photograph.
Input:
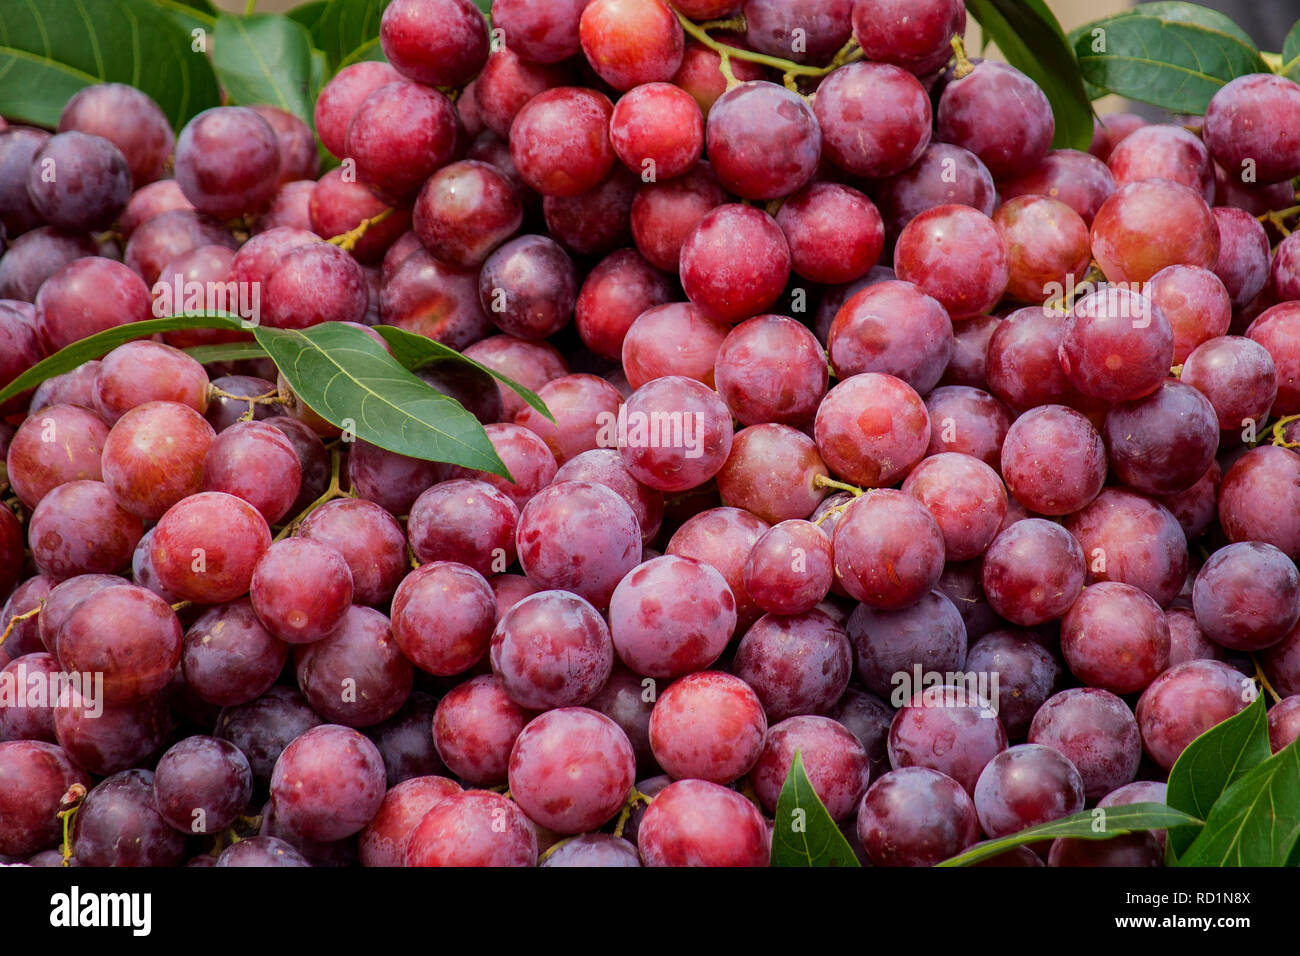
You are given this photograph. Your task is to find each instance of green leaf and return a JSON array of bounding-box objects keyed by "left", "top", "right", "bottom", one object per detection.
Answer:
[
  {"left": 184, "top": 341, "right": 268, "bottom": 365},
  {"left": 939, "top": 803, "right": 1204, "bottom": 867},
  {"left": 964, "top": 0, "right": 1094, "bottom": 151},
  {"left": 1281, "top": 20, "right": 1300, "bottom": 80},
  {"left": 0, "top": 314, "right": 247, "bottom": 406},
  {"left": 156, "top": 0, "right": 217, "bottom": 36},
  {"left": 213, "top": 14, "right": 316, "bottom": 127},
  {"left": 286, "top": 0, "right": 331, "bottom": 34},
  {"left": 0, "top": 0, "right": 222, "bottom": 130},
  {"left": 1164, "top": 695, "right": 1270, "bottom": 861},
  {"left": 1072, "top": 3, "right": 1270, "bottom": 114},
  {"left": 337, "top": 37, "right": 388, "bottom": 69},
  {"left": 314, "top": 0, "right": 391, "bottom": 69},
  {"left": 372, "top": 325, "right": 553, "bottom": 422},
  {"left": 1177, "top": 740, "right": 1300, "bottom": 866},
  {"left": 769, "top": 751, "right": 861, "bottom": 867},
  {"left": 253, "top": 323, "right": 510, "bottom": 476}
]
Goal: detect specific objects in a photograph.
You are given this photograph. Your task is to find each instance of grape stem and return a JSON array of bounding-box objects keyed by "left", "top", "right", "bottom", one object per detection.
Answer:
[
  {"left": 1272, "top": 413, "right": 1300, "bottom": 448},
  {"left": 0, "top": 605, "right": 40, "bottom": 649},
  {"left": 207, "top": 385, "right": 284, "bottom": 411},
  {"left": 813, "top": 474, "right": 865, "bottom": 497},
  {"left": 1254, "top": 657, "right": 1283, "bottom": 705},
  {"left": 57, "top": 783, "right": 87, "bottom": 867},
  {"left": 1260, "top": 203, "right": 1300, "bottom": 237},
  {"left": 272, "top": 445, "right": 348, "bottom": 542},
  {"left": 673, "top": 10, "right": 862, "bottom": 92},
  {"left": 328, "top": 208, "right": 394, "bottom": 254},
  {"left": 611, "top": 788, "right": 657, "bottom": 839},
  {"left": 950, "top": 35, "right": 975, "bottom": 79}
]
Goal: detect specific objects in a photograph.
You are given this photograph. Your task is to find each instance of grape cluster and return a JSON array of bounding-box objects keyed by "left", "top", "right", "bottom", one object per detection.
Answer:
[{"left": 1, "top": 0, "right": 1299, "bottom": 870}]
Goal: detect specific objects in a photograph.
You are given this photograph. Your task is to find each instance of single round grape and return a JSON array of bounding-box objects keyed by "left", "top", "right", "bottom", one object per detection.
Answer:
[
  {"left": 994, "top": 195, "right": 1091, "bottom": 304},
  {"left": 554, "top": 448, "right": 664, "bottom": 544},
  {"left": 743, "top": 520, "right": 833, "bottom": 616},
  {"left": 150, "top": 491, "right": 271, "bottom": 603},
  {"left": 574, "top": 250, "right": 674, "bottom": 364},
  {"left": 815, "top": 373, "right": 931, "bottom": 488},
  {"left": 984, "top": 308, "right": 1080, "bottom": 413},
  {"left": 25, "top": 131, "right": 130, "bottom": 231},
  {"left": 679, "top": 203, "right": 791, "bottom": 323},
  {"left": 54, "top": 692, "right": 171, "bottom": 777},
  {"left": 894, "top": 203, "right": 1008, "bottom": 321},
  {"left": 713, "top": 314, "right": 829, "bottom": 428},
  {"left": 183, "top": 599, "right": 288, "bottom": 707},
  {"left": 874, "top": 143, "right": 996, "bottom": 242},
  {"left": 28, "top": 361, "right": 101, "bottom": 416},
  {"left": 1136, "top": 659, "right": 1252, "bottom": 770},
  {"left": 706, "top": 81, "right": 820, "bottom": 200},
  {"left": 346, "top": 82, "right": 459, "bottom": 202},
  {"left": 58, "top": 83, "right": 173, "bottom": 185},
  {"left": 29, "top": 480, "right": 143, "bottom": 582},
  {"left": 5, "top": 403, "right": 108, "bottom": 510},
  {"left": 433, "top": 674, "right": 533, "bottom": 786},
  {"left": 0, "top": 126, "right": 50, "bottom": 236},
  {"left": 173, "top": 107, "right": 280, "bottom": 219},
  {"left": 982, "top": 519, "right": 1085, "bottom": 626},
  {"left": 0, "top": 740, "right": 91, "bottom": 857},
  {"left": 1065, "top": 488, "right": 1189, "bottom": 607},
  {"left": 72, "top": 769, "right": 186, "bottom": 867},
  {"left": 579, "top": 0, "right": 685, "bottom": 91},
  {"left": 715, "top": 424, "right": 829, "bottom": 526},
  {"left": 474, "top": 49, "right": 574, "bottom": 138},
  {"left": 1193, "top": 542, "right": 1300, "bottom": 652},
  {"left": 1103, "top": 380, "right": 1219, "bottom": 496},
  {"left": 607, "top": 555, "right": 735, "bottom": 678},
  {"left": 999, "top": 148, "right": 1116, "bottom": 226},
  {"left": 937, "top": 61, "right": 1053, "bottom": 179},
  {"left": 609, "top": 81, "right": 704, "bottom": 181},
  {"left": 407, "top": 478, "right": 519, "bottom": 577},
  {"left": 392, "top": 561, "right": 496, "bottom": 676},
  {"left": 34, "top": 256, "right": 151, "bottom": 352},
  {"left": 974, "top": 744, "right": 1084, "bottom": 839},
  {"left": 733, "top": 609, "right": 852, "bottom": 721},
  {"left": 637, "top": 778, "right": 768, "bottom": 867},
  {"left": 120, "top": 179, "right": 194, "bottom": 236},
  {"left": 1059, "top": 287, "right": 1175, "bottom": 403},
  {"left": 490, "top": 0, "right": 587, "bottom": 62},
  {"left": 249, "top": 106, "right": 319, "bottom": 186},
  {"left": 249, "top": 538, "right": 353, "bottom": 646},
  {"left": 540, "top": 833, "right": 642, "bottom": 867},
  {"left": 298, "top": 497, "right": 408, "bottom": 606},
  {"left": 584, "top": 661, "right": 656, "bottom": 771},
  {"left": 153, "top": 736, "right": 252, "bottom": 836},
  {"left": 405, "top": 790, "right": 538, "bottom": 867},
  {"left": 508, "top": 707, "right": 635, "bottom": 834},
  {"left": 270, "top": 725, "right": 387, "bottom": 842},
  {"left": 516, "top": 373, "right": 624, "bottom": 465},
  {"left": 1028, "top": 688, "right": 1141, "bottom": 801},
  {"left": 413, "top": 160, "right": 522, "bottom": 270},
  {"left": 1001, "top": 405, "right": 1106, "bottom": 516},
  {"left": 56, "top": 584, "right": 181, "bottom": 705},
  {"left": 216, "top": 835, "right": 311, "bottom": 868},
  {"left": 490, "top": 589, "right": 613, "bottom": 709},
  {"left": 380, "top": 248, "right": 493, "bottom": 351},
  {"left": 1090, "top": 179, "right": 1220, "bottom": 284},
  {"left": 850, "top": 0, "right": 962, "bottom": 73},
  {"left": 508, "top": 87, "right": 615, "bottom": 198},
  {"left": 621, "top": 302, "right": 728, "bottom": 390},
  {"left": 964, "top": 630, "right": 1061, "bottom": 741},
  {"left": 649, "top": 671, "right": 766, "bottom": 783},
  {"left": 1247, "top": 302, "right": 1300, "bottom": 414},
  {"left": 358, "top": 775, "right": 461, "bottom": 867},
  {"left": 294, "top": 605, "right": 414, "bottom": 727},
  {"left": 815, "top": 62, "right": 931, "bottom": 178},
  {"left": 847, "top": 589, "right": 967, "bottom": 699},
  {"left": 379, "top": 0, "right": 489, "bottom": 88},
  {"left": 923, "top": 385, "right": 1013, "bottom": 468},
  {"left": 828, "top": 279, "right": 954, "bottom": 393},
  {"left": 856, "top": 766, "right": 978, "bottom": 867},
  {"left": 1165, "top": 603, "right": 1228, "bottom": 668},
  {"left": 832, "top": 489, "right": 945, "bottom": 610},
  {"left": 1204, "top": 73, "right": 1300, "bottom": 185},
  {"left": 477, "top": 234, "right": 577, "bottom": 340},
  {"left": 777, "top": 182, "right": 883, "bottom": 286},
  {"left": 902, "top": 452, "right": 1007, "bottom": 560},
  {"left": 464, "top": 334, "right": 569, "bottom": 421},
  {"left": 1061, "top": 581, "right": 1171, "bottom": 695},
  {"left": 202, "top": 420, "right": 302, "bottom": 524},
  {"left": 346, "top": 441, "right": 447, "bottom": 518},
  {"left": 101, "top": 400, "right": 214, "bottom": 522},
  {"left": 614, "top": 376, "right": 734, "bottom": 494},
  {"left": 888, "top": 685, "right": 1008, "bottom": 795},
  {"left": 263, "top": 242, "right": 369, "bottom": 330},
  {"left": 1268, "top": 697, "right": 1300, "bottom": 754}
]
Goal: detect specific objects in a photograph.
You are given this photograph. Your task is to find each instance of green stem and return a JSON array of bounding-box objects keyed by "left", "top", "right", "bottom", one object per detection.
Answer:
[
  {"left": 673, "top": 10, "right": 856, "bottom": 83},
  {"left": 243, "top": 0, "right": 256, "bottom": 15},
  {"left": 1272, "top": 413, "right": 1300, "bottom": 448},
  {"left": 1255, "top": 657, "right": 1283, "bottom": 705},
  {"left": 328, "top": 208, "right": 394, "bottom": 253},
  {"left": 273, "top": 446, "right": 345, "bottom": 542},
  {"left": 950, "top": 35, "right": 974, "bottom": 79},
  {"left": 0, "top": 605, "right": 40, "bottom": 649},
  {"left": 58, "top": 784, "right": 87, "bottom": 867},
  {"left": 813, "top": 474, "right": 865, "bottom": 497}
]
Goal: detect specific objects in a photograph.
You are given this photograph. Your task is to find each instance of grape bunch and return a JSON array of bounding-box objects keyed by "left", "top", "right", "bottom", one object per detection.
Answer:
[{"left": 1, "top": 0, "right": 1300, "bottom": 870}]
